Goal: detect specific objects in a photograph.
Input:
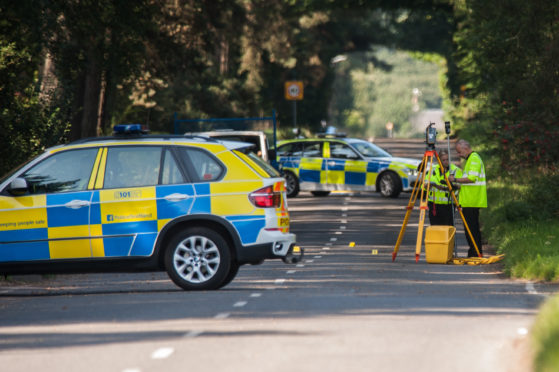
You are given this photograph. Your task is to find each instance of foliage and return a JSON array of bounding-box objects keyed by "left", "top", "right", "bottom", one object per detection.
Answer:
[
  {"left": 329, "top": 47, "right": 443, "bottom": 138},
  {"left": 450, "top": 0, "right": 559, "bottom": 170},
  {"left": 532, "top": 293, "right": 559, "bottom": 372}
]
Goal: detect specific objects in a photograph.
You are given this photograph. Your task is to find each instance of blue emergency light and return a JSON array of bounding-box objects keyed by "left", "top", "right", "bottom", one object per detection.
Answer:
[{"left": 113, "top": 124, "right": 149, "bottom": 135}]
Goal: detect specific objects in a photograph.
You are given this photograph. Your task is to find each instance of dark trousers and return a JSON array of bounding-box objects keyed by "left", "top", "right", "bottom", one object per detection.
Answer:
[
  {"left": 462, "top": 207, "right": 483, "bottom": 257},
  {"left": 428, "top": 202, "right": 454, "bottom": 226}
]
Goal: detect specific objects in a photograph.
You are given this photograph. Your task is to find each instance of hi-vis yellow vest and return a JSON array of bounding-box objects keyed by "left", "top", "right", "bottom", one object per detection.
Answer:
[
  {"left": 428, "top": 164, "right": 461, "bottom": 204},
  {"left": 460, "top": 152, "right": 487, "bottom": 208}
]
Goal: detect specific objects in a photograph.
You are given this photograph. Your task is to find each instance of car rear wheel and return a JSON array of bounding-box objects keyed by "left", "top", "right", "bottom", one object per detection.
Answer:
[
  {"left": 283, "top": 171, "right": 300, "bottom": 198},
  {"left": 311, "top": 191, "right": 330, "bottom": 197},
  {"left": 378, "top": 171, "right": 402, "bottom": 198},
  {"left": 165, "top": 227, "right": 231, "bottom": 290}
]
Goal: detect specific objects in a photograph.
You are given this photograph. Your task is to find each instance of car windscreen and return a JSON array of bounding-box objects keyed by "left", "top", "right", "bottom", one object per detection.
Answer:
[{"left": 349, "top": 141, "right": 392, "bottom": 158}]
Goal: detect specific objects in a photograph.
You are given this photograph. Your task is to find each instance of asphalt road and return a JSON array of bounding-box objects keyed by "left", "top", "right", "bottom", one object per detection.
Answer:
[{"left": 1, "top": 191, "right": 557, "bottom": 372}]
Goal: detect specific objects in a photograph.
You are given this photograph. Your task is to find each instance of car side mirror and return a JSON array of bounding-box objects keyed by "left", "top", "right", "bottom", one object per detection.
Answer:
[{"left": 8, "top": 177, "right": 28, "bottom": 196}]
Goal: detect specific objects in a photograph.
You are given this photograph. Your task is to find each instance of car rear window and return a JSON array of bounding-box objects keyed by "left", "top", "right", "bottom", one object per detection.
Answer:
[{"left": 234, "top": 150, "right": 280, "bottom": 178}]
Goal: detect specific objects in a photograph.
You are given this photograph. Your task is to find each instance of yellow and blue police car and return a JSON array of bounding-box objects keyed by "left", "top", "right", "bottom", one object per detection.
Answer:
[
  {"left": 0, "top": 124, "right": 299, "bottom": 290},
  {"left": 276, "top": 137, "right": 420, "bottom": 198}
]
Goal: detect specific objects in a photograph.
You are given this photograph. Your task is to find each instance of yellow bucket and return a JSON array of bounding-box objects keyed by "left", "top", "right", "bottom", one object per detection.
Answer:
[{"left": 424, "top": 225, "right": 455, "bottom": 264}]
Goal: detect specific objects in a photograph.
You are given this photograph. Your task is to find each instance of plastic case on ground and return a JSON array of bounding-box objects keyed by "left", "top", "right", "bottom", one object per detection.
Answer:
[{"left": 424, "top": 225, "right": 456, "bottom": 264}]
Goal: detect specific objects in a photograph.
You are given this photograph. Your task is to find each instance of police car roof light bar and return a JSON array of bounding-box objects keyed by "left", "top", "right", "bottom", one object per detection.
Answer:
[{"left": 113, "top": 124, "right": 149, "bottom": 135}]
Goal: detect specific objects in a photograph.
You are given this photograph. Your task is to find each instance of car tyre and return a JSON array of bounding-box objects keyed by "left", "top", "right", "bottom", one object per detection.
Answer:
[
  {"left": 283, "top": 171, "right": 300, "bottom": 198},
  {"left": 378, "top": 171, "right": 402, "bottom": 198},
  {"left": 311, "top": 191, "right": 331, "bottom": 197},
  {"left": 164, "top": 227, "right": 231, "bottom": 291},
  {"left": 217, "top": 261, "right": 240, "bottom": 289}
]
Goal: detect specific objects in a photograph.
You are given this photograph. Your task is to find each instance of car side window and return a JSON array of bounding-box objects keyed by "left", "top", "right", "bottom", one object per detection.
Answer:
[
  {"left": 302, "top": 142, "right": 322, "bottom": 158},
  {"left": 161, "top": 149, "right": 185, "bottom": 185},
  {"left": 330, "top": 142, "right": 360, "bottom": 160},
  {"left": 21, "top": 148, "right": 98, "bottom": 194},
  {"left": 277, "top": 143, "right": 303, "bottom": 157},
  {"left": 104, "top": 146, "right": 162, "bottom": 189},
  {"left": 175, "top": 147, "right": 224, "bottom": 182}
]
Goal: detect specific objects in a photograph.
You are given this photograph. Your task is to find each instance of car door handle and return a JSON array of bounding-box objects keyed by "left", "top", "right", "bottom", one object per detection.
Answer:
[
  {"left": 164, "top": 193, "right": 190, "bottom": 202},
  {"left": 65, "top": 200, "right": 90, "bottom": 209}
]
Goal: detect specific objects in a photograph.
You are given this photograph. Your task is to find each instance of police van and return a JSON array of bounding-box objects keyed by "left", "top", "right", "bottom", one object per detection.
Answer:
[{"left": 0, "top": 125, "right": 299, "bottom": 290}]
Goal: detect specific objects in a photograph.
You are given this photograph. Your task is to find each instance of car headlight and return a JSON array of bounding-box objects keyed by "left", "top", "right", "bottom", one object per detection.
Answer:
[{"left": 403, "top": 168, "right": 418, "bottom": 177}]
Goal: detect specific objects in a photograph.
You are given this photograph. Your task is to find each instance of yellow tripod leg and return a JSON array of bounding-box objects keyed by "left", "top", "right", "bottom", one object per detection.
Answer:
[{"left": 392, "top": 177, "right": 421, "bottom": 261}]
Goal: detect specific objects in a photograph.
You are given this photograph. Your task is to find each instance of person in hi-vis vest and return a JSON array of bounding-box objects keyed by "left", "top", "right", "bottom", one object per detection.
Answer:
[
  {"left": 449, "top": 139, "right": 487, "bottom": 257},
  {"left": 425, "top": 148, "right": 462, "bottom": 226}
]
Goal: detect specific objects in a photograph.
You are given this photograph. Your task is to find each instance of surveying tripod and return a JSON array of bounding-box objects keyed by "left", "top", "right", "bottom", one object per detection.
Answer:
[{"left": 392, "top": 139, "right": 482, "bottom": 262}]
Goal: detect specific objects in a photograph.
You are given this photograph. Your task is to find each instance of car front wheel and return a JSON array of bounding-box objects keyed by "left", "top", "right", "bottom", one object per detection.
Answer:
[
  {"left": 283, "top": 171, "right": 300, "bottom": 198},
  {"left": 165, "top": 227, "right": 231, "bottom": 290},
  {"left": 378, "top": 171, "right": 402, "bottom": 198}
]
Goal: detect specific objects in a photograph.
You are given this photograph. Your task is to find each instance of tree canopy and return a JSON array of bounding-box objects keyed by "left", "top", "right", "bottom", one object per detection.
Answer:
[{"left": 1, "top": 0, "right": 558, "bottom": 174}]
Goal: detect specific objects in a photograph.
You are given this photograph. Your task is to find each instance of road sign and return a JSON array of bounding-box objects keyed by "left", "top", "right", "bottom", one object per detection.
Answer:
[{"left": 285, "top": 81, "right": 303, "bottom": 100}]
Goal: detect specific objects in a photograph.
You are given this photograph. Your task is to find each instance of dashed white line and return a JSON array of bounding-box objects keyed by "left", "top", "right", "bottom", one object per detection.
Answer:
[
  {"left": 214, "top": 312, "right": 230, "bottom": 319},
  {"left": 341, "top": 219, "right": 347, "bottom": 224},
  {"left": 340, "top": 226, "right": 346, "bottom": 230},
  {"left": 335, "top": 231, "right": 342, "bottom": 235},
  {"left": 330, "top": 237, "right": 337, "bottom": 242},
  {"left": 342, "top": 213, "right": 348, "bottom": 217},
  {"left": 275, "top": 278, "right": 286, "bottom": 285},
  {"left": 250, "top": 292, "right": 262, "bottom": 298},
  {"left": 287, "top": 270, "right": 296, "bottom": 274},
  {"left": 184, "top": 330, "right": 203, "bottom": 338},
  {"left": 314, "top": 255, "right": 322, "bottom": 259},
  {"left": 517, "top": 327, "right": 528, "bottom": 336},
  {"left": 296, "top": 263, "right": 305, "bottom": 268},
  {"left": 151, "top": 347, "right": 174, "bottom": 359},
  {"left": 322, "top": 247, "right": 330, "bottom": 250},
  {"left": 306, "top": 259, "right": 314, "bottom": 263},
  {"left": 234, "top": 301, "right": 247, "bottom": 307},
  {"left": 525, "top": 283, "right": 538, "bottom": 295}
]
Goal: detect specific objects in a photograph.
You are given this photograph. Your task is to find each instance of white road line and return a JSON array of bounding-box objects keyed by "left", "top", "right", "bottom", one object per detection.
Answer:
[
  {"left": 322, "top": 247, "right": 330, "bottom": 250},
  {"left": 525, "top": 283, "right": 538, "bottom": 295},
  {"left": 335, "top": 231, "right": 342, "bottom": 235},
  {"left": 286, "top": 270, "right": 296, "bottom": 274},
  {"left": 234, "top": 301, "right": 247, "bottom": 307},
  {"left": 214, "top": 312, "right": 230, "bottom": 319},
  {"left": 342, "top": 213, "right": 348, "bottom": 217},
  {"left": 184, "top": 330, "right": 203, "bottom": 338},
  {"left": 341, "top": 219, "right": 347, "bottom": 224},
  {"left": 250, "top": 292, "right": 262, "bottom": 298},
  {"left": 151, "top": 347, "right": 174, "bottom": 359},
  {"left": 326, "top": 242, "right": 333, "bottom": 246},
  {"left": 306, "top": 259, "right": 314, "bottom": 263},
  {"left": 314, "top": 255, "right": 322, "bottom": 259},
  {"left": 296, "top": 264, "right": 305, "bottom": 268},
  {"left": 275, "top": 278, "right": 286, "bottom": 285},
  {"left": 330, "top": 237, "right": 337, "bottom": 242}
]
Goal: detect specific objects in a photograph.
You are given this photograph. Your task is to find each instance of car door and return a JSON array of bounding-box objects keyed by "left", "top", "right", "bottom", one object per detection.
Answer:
[
  {"left": 298, "top": 142, "right": 325, "bottom": 188},
  {"left": 326, "top": 141, "right": 367, "bottom": 191},
  {"left": 92, "top": 145, "right": 164, "bottom": 257},
  {"left": 0, "top": 147, "right": 99, "bottom": 262}
]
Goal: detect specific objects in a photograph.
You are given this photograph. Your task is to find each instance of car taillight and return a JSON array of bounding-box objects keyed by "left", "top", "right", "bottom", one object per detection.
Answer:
[{"left": 249, "top": 186, "right": 281, "bottom": 208}]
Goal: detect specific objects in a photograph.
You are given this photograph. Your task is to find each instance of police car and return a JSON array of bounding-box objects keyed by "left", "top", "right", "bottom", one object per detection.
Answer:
[
  {"left": 276, "top": 137, "right": 420, "bottom": 198},
  {"left": 0, "top": 125, "right": 299, "bottom": 290}
]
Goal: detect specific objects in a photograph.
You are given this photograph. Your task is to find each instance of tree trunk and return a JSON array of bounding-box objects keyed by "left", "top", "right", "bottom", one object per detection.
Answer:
[{"left": 79, "top": 48, "right": 102, "bottom": 138}]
